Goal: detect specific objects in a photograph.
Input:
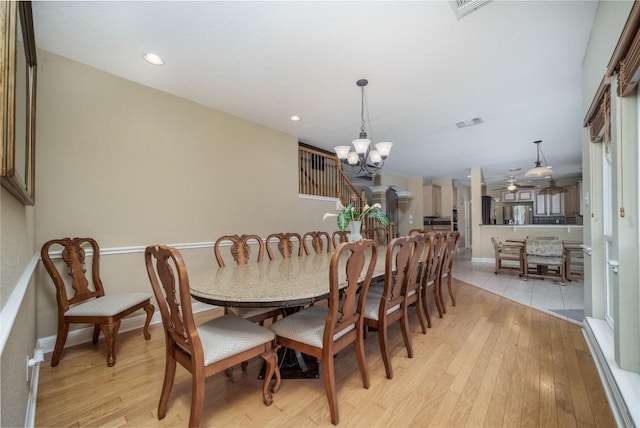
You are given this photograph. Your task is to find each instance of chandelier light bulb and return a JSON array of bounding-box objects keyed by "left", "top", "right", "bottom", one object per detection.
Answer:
[
  {"left": 369, "top": 150, "right": 382, "bottom": 164},
  {"left": 347, "top": 152, "right": 360, "bottom": 165},
  {"left": 334, "top": 146, "right": 351, "bottom": 160},
  {"left": 352, "top": 139, "right": 371, "bottom": 154},
  {"left": 375, "top": 142, "right": 393, "bottom": 158}
]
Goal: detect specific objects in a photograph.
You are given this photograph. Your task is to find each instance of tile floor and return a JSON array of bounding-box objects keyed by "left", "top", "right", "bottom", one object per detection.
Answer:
[{"left": 453, "top": 249, "right": 584, "bottom": 324}]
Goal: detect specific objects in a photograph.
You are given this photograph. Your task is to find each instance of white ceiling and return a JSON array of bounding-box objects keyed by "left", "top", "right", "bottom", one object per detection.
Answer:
[{"left": 32, "top": 1, "right": 598, "bottom": 186}]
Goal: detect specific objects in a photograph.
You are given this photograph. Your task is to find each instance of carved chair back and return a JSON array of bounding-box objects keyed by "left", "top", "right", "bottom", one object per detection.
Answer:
[
  {"left": 302, "top": 231, "right": 331, "bottom": 254},
  {"left": 326, "top": 240, "right": 378, "bottom": 343},
  {"left": 377, "top": 237, "right": 414, "bottom": 310},
  {"left": 265, "top": 232, "right": 303, "bottom": 260},
  {"left": 423, "top": 232, "right": 447, "bottom": 287},
  {"left": 441, "top": 231, "right": 457, "bottom": 277},
  {"left": 41, "top": 237, "right": 105, "bottom": 312},
  {"left": 331, "top": 230, "right": 350, "bottom": 248},
  {"left": 214, "top": 234, "right": 265, "bottom": 267},
  {"left": 409, "top": 233, "right": 433, "bottom": 296},
  {"left": 145, "top": 245, "right": 201, "bottom": 358},
  {"left": 364, "top": 227, "right": 389, "bottom": 246}
]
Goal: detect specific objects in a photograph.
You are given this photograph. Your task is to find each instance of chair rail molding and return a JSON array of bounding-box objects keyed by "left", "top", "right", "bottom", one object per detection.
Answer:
[{"left": 0, "top": 253, "right": 39, "bottom": 356}]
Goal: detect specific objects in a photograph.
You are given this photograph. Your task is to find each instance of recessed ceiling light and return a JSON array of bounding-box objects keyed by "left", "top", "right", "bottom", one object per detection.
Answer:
[
  {"left": 143, "top": 52, "right": 164, "bottom": 66},
  {"left": 467, "top": 175, "right": 471, "bottom": 178},
  {"left": 290, "top": 115, "right": 301, "bottom": 122}
]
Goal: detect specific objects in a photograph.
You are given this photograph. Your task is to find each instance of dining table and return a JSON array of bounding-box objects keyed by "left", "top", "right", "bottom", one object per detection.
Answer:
[{"left": 189, "top": 247, "right": 387, "bottom": 378}]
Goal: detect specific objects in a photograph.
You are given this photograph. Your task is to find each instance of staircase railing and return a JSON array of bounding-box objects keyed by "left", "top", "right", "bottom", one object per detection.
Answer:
[
  {"left": 298, "top": 143, "right": 394, "bottom": 242},
  {"left": 298, "top": 144, "right": 362, "bottom": 211}
]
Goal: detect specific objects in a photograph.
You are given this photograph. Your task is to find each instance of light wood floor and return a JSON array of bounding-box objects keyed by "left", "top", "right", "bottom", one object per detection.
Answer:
[{"left": 36, "top": 280, "right": 615, "bottom": 427}]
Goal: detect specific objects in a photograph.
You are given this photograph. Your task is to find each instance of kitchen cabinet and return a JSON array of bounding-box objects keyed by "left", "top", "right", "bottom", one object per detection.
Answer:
[
  {"left": 563, "top": 182, "right": 583, "bottom": 216},
  {"left": 517, "top": 189, "right": 535, "bottom": 202},
  {"left": 423, "top": 184, "right": 442, "bottom": 217},
  {"left": 502, "top": 189, "right": 534, "bottom": 202},
  {"left": 534, "top": 187, "right": 563, "bottom": 216},
  {"left": 563, "top": 181, "right": 583, "bottom": 224},
  {"left": 502, "top": 191, "right": 517, "bottom": 202}
]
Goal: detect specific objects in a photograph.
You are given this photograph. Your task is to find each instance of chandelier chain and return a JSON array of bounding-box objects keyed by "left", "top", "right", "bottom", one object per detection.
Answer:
[{"left": 360, "top": 85, "right": 367, "bottom": 137}]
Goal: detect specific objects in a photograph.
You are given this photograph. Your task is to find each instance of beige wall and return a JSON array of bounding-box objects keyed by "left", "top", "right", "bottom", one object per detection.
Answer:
[
  {"left": 374, "top": 170, "right": 408, "bottom": 189},
  {"left": 1, "top": 188, "right": 37, "bottom": 427},
  {"left": 33, "top": 50, "right": 335, "bottom": 338}
]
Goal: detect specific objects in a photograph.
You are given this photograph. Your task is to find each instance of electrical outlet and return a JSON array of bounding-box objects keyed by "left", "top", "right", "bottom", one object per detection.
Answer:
[{"left": 26, "top": 348, "right": 44, "bottom": 383}]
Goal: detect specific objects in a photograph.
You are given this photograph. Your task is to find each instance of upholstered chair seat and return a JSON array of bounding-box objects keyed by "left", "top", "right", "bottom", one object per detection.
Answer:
[
  {"left": 64, "top": 292, "right": 151, "bottom": 317},
  {"left": 270, "top": 305, "right": 354, "bottom": 348},
  {"left": 196, "top": 315, "right": 277, "bottom": 365}
]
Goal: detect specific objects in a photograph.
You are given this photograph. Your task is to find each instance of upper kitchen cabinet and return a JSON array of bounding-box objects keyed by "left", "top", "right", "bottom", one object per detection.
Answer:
[
  {"left": 535, "top": 187, "right": 564, "bottom": 216},
  {"left": 517, "top": 189, "right": 535, "bottom": 202},
  {"left": 501, "top": 189, "right": 535, "bottom": 202},
  {"left": 423, "top": 184, "right": 442, "bottom": 217},
  {"left": 502, "top": 191, "right": 517, "bottom": 202},
  {"left": 563, "top": 181, "right": 583, "bottom": 224}
]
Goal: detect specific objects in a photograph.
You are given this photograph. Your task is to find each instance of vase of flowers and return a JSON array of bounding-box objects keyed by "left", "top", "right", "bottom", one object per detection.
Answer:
[
  {"left": 348, "top": 220, "right": 363, "bottom": 241},
  {"left": 323, "top": 200, "right": 389, "bottom": 242}
]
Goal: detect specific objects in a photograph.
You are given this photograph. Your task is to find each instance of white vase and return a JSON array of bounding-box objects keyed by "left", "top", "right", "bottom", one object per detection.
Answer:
[{"left": 348, "top": 220, "right": 362, "bottom": 241}]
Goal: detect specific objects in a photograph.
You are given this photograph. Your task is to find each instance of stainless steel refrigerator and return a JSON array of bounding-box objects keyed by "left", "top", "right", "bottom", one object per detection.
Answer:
[{"left": 503, "top": 204, "right": 533, "bottom": 225}]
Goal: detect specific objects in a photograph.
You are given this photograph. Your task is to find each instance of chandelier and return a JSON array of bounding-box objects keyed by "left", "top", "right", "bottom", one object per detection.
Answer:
[
  {"left": 334, "top": 79, "right": 393, "bottom": 175},
  {"left": 525, "top": 140, "right": 553, "bottom": 177}
]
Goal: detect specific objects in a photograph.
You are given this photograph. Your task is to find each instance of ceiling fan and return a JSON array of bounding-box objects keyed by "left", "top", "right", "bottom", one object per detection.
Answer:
[{"left": 499, "top": 175, "right": 537, "bottom": 191}]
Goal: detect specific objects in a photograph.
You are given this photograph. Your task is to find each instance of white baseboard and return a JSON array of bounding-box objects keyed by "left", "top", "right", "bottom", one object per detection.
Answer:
[
  {"left": 471, "top": 257, "right": 493, "bottom": 264},
  {"left": 37, "top": 301, "right": 215, "bottom": 354},
  {"left": 582, "top": 317, "right": 639, "bottom": 428}
]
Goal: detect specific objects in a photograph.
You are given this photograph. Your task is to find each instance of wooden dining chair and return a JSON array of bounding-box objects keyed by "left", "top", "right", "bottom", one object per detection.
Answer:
[
  {"left": 269, "top": 240, "right": 378, "bottom": 425},
  {"left": 420, "top": 232, "right": 447, "bottom": 327},
  {"left": 145, "top": 245, "right": 280, "bottom": 428},
  {"left": 214, "top": 234, "right": 280, "bottom": 325},
  {"left": 362, "top": 236, "right": 416, "bottom": 379},
  {"left": 41, "top": 237, "right": 154, "bottom": 367},
  {"left": 265, "top": 232, "right": 303, "bottom": 260},
  {"left": 331, "top": 230, "right": 350, "bottom": 248},
  {"left": 302, "top": 231, "right": 331, "bottom": 254},
  {"left": 439, "top": 231, "right": 461, "bottom": 312}
]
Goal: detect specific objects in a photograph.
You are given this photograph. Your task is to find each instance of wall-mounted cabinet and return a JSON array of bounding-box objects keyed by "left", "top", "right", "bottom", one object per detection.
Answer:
[
  {"left": 534, "top": 187, "right": 563, "bottom": 216},
  {"left": 423, "top": 184, "right": 442, "bottom": 217},
  {"left": 517, "top": 189, "right": 534, "bottom": 202},
  {"left": 563, "top": 182, "right": 582, "bottom": 216},
  {"left": 501, "top": 189, "right": 535, "bottom": 202},
  {"left": 563, "top": 181, "right": 583, "bottom": 224},
  {"left": 502, "top": 191, "right": 517, "bottom": 202}
]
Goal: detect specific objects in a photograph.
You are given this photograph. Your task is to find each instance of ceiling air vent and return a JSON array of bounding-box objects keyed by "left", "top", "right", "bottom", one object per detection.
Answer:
[
  {"left": 455, "top": 117, "right": 483, "bottom": 128},
  {"left": 451, "top": 0, "right": 492, "bottom": 19}
]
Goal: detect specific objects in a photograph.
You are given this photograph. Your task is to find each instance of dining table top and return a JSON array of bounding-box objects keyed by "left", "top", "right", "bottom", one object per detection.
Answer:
[{"left": 190, "top": 247, "right": 387, "bottom": 308}]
